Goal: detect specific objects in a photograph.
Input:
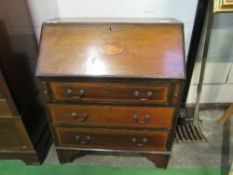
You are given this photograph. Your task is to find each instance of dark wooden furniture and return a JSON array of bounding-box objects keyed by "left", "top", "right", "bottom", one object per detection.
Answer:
[
  {"left": 36, "top": 18, "right": 185, "bottom": 168},
  {"left": 0, "top": 70, "right": 39, "bottom": 164},
  {"left": 0, "top": 21, "right": 51, "bottom": 164}
]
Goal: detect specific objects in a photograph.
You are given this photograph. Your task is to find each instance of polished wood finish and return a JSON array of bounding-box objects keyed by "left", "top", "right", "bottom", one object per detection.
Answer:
[
  {"left": 37, "top": 18, "right": 185, "bottom": 79},
  {"left": 0, "top": 21, "right": 51, "bottom": 163},
  {"left": 0, "top": 70, "right": 38, "bottom": 164},
  {"left": 0, "top": 118, "right": 33, "bottom": 149},
  {"left": 37, "top": 19, "right": 185, "bottom": 168},
  {"left": 0, "top": 151, "right": 39, "bottom": 165},
  {"left": 0, "top": 70, "right": 18, "bottom": 116},
  {"left": 0, "top": 101, "right": 13, "bottom": 116},
  {"left": 172, "top": 84, "right": 181, "bottom": 105},
  {"left": 50, "top": 104, "right": 174, "bottom": 129},
  {"left": 57, "top": 150, "right": 82, "bottom": 163},
  {"left": 0, "top": 91, "right": 3, "bottom": 99},
  {"left": 50, "top": 82, "right": 170, "bottom": 104},
  {"left": 56, "top": 127, "right": 169, "bottom": 151},
  {"left": 147, "top": 154, "right": 169, "bottom": 168}
]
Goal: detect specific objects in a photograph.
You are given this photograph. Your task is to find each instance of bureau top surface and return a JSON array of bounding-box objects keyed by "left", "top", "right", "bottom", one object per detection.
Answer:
[{"left": 37, "top": 18, "right": 185, "bottom": 79}]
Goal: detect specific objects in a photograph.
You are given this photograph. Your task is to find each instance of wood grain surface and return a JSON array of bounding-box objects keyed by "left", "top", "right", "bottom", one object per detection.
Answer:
[
  {"left": 37, "top": 19, "right": 185, "bottom": 79},
  {"left": 56, "top": 127, "right": 169, "bottom": 151},
  {"left": 50, "top": 81, "right": 170, "bottom": 104},
  {"left": 50, "top": 104, "right": 174, "bottom": 129}
]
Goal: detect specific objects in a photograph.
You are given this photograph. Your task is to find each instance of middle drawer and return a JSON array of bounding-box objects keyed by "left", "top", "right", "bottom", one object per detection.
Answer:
[{"left": 49, "top": 104, "right": 174, "bottom": 129}]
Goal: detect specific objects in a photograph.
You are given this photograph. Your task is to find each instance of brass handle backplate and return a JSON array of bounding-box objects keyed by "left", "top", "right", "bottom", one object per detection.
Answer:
[
  {"left": 71, "top": 112, "right": 88, "bottom": 122},
  {"left": 75, "top": 135, "right": 91, "bottom": 144},
  {"left": 66, "top": 88, "right": 85, "bottom": 100},
  {"left": 132, "top": 115, "right": 150, "bottom": 124},
  {"left": 133, "top": 90, "right": 154, "bottom": 101},
  {"left": 132, "top": 137, "right": 148, "bottom": 147}
]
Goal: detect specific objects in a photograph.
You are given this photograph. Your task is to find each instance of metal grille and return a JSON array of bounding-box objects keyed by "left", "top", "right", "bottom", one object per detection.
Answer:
[{"left": 175, "top": 122, "right": 207, "bottom": 143}]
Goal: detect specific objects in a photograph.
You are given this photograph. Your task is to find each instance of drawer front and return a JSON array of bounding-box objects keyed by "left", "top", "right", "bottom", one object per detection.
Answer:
[
  {"left": 50, "top": 104, "right": 174, "bottom": 129},
  {"left": 0, "top": 100, "right": 13, "bottom": 116},
  {"left": 50, "top": 82, "right": 170, "bottom": 104},
  {"left": 0, "top": 92, "right": 4, "bottom": 99},
  {"left": 56, "top": 127, "right": 169, "bottom": 151},
  {"left": 0, "top": 118, "right": 32, "bottom": 149}
]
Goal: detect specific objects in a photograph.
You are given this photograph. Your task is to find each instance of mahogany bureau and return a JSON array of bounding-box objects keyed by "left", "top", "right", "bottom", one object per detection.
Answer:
[{"left": 36, "top": 18, "right": 185, "bottom": 168}]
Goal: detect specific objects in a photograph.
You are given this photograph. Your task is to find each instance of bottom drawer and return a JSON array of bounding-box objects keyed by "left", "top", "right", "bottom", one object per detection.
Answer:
[{"left": 56, "top": 127, "right": 169, "bottom": 151}]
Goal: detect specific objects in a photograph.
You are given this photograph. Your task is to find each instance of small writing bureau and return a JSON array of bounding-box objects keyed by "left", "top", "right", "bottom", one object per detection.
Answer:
[{"left": 36, "top": 18, "right": 185, "bottom": 168}]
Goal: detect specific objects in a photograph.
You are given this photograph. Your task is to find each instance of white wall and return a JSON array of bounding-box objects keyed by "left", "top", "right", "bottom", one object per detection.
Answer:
[
  {"left": 186, "top": 13, "right": 233, "bottom": 104},
  {"left": 26, "top": 0, "right": 233, "bottom": 104},
  {"left": 27, "top": 0, "right": 197, "bottom": 53}
]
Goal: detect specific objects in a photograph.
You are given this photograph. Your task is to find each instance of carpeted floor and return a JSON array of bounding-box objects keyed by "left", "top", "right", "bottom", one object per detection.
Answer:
[{"left": 0, "top": 160, "right": 229, "bottom": 175}]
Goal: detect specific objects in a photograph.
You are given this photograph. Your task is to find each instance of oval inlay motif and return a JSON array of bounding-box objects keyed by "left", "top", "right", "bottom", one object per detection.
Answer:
[{"left": 102, "top": 42, "right": 124, "bottom": 55}]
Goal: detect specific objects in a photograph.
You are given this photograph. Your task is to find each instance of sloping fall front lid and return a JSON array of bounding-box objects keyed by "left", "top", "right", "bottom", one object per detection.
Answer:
[{"left": 36, "top": 18, "right": 185, "bottom": 79}]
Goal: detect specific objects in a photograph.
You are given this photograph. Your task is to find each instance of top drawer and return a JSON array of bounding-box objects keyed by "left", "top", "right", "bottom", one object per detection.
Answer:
[{"left": 49, "top": 82, "right": 171, "bottom": 104}]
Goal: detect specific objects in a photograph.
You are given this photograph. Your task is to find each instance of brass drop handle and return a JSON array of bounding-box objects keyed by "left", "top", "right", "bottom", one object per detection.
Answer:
[
  {"left": 147, "top": 91, "right": 153, "bottom": 97},
  {"left": 71, "top": 112, "right": 88, "bottom": 122},
  {"left": 134, "top": 90, "right": 140, "bottom": 97},
  {"left": 132, "top": 115, "right": 150, "bottom": 124},
  {"left": 75, "top": 135, "right": 91, "bottom": 144},
  {"left": 66, "top": 88, "right": 73, "bottom": 95},
  {"left": 133, "top": 90, "right": 154, "bottom": 101},
  {"left": 66, "top": 89, "right": 85, "bottom": 99},
  {"left": 132, "top": 137, "right": 148, "bottom": 147}
]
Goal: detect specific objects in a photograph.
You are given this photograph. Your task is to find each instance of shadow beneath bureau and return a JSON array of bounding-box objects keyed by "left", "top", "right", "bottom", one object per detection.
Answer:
[{"left": 56, "top": 149, "right": 169, "bottom": 168}]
